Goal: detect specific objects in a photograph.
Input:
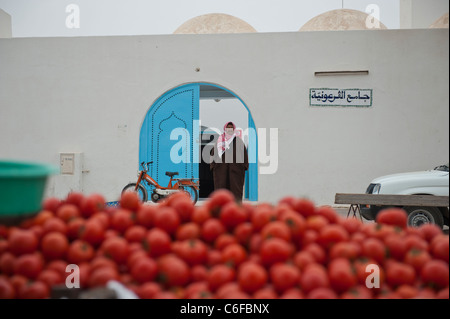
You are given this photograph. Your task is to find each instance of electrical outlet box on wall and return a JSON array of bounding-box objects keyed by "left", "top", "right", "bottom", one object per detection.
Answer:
[{"left": 50, "top": 152, "right": 84, "bottom": 199}]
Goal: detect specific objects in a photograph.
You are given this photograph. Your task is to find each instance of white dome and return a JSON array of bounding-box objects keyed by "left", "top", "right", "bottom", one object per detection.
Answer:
[
  {"left": 174, "top": 13, "right": 257, "bottom": 34},
  {"left": 429, "top": 13, "right": 449, "bottom": 29},
  {"left": 299, "top": 9, "right": 387, "bottom": 31}
]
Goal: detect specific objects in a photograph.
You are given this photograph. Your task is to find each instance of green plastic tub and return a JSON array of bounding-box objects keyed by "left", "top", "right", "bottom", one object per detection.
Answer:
[{"left": 0, "top": 160, "right": 59, "bottom": 222}]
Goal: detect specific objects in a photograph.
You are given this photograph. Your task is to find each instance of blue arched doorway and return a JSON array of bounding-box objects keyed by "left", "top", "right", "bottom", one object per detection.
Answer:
[{"left": 139, "top": 83, "right": 258, "bottom": 201}]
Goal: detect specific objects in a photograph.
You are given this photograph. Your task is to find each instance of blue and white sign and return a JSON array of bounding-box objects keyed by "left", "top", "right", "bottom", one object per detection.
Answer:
[{"left": 310, "top": 88, "right": 373, "bottom": 107}]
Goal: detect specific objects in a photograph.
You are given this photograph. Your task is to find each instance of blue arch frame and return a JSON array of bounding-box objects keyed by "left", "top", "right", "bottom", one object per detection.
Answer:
[{"left": 139, "top": 82, "right": 258, "bottom": 201}]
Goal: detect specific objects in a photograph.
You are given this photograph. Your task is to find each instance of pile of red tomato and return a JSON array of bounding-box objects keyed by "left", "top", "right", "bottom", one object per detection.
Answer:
[{"left": 0, "top": 189, "right": 448, "bottom": 299}]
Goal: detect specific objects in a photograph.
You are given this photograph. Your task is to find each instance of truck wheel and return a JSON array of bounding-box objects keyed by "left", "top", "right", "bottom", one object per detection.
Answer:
[{"left": 404, "top": 206, "right": 444, "bottom": 229}]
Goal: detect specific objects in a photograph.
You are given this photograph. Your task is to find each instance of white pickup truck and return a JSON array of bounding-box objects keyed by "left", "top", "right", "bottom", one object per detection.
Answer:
[{"left": 360, "top": 164, "right": 449, "bottom": 228}]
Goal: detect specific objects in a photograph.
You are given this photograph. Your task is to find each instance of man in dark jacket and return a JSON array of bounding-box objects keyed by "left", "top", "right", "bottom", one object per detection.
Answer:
[{"left": 210, "top": 122, "right": 249, "bottom": 202}]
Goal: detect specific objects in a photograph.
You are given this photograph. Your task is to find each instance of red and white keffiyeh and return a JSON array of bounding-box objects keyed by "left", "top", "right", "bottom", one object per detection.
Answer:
[{"left": 217, "top": 122, "right": 242, "bottom": 157}]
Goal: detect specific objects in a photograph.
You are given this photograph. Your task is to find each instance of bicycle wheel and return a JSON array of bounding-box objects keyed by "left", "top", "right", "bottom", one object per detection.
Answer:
[
  {"left": 122, "top": 183, "right": 148, "bottom": 202},
  {"left": 180, "top": 185, "right": 198, "bottom": 205}
]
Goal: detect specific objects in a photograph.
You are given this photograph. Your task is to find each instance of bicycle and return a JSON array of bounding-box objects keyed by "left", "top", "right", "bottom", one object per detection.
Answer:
[{"left": 122, "top": 161, "right": 200, "bottom": 204}]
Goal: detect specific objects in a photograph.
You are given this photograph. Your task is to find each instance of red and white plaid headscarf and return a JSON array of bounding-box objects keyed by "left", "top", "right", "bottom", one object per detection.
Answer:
[{"left": 217, "top": 122, "right": 242, "bottom": 157}]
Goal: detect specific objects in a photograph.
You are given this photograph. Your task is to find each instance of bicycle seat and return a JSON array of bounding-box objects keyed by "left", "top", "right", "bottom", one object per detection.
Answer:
[{"left": 165, "top": 172, "right": 179, "bottom": 177}]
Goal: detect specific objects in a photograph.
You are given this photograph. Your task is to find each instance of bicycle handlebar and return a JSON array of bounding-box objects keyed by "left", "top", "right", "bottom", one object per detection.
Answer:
[{"left": 140, "top": 161, "right": 154, "bottom": 170}]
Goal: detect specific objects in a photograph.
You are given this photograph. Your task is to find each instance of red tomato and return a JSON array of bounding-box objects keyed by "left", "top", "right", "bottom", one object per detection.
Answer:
[
  {"left": 171, "top": 196, "right": 195, "bottom": 222},
  {"left": 300, "top": 230, "right": 319, "bottom": 248},
  {"left": 7, "top": 229, "right": 39, "bottom": 256},
  {"left": 124, "top": 225, "right": 147, "bottom": 243},
  {"left": 65, "top": 191, "right": 85, "bottom": 208},
  {"left": 152, "top": 206, "right": 180, "bottom": 235},
  {"left": 18, "top": 280, "right": 50, "bottom": 299},
  {"left": 237, "top": 262, "right": 268, "bottom": 294},
  {"left": 37, "top": 269, "right": 64, "bottom": 288},
  {"left": 42, "top": 197, "right": 62, "bottom": 214},
  {"left": 305, "top": 215, "right": 329, "bottom": 232},
  {"left": 120, "top": 191, "right": 142, "bottom": 212},
  {"left": 328, "top": 258, "right": 358, "bottom": 293},
  {"left": 215, "top": 282, "right": 241, "bottom": 299},
  {"left": 45, "top": 259, "right": 69, "bottom": 278},
  {"left": 100, "top": 236, "right": 130, "bottom": 264},
  {"left": 316, "top": 224, "right": 349, "bottom": 249},
  {"left": 233, "top": 222, "right": 253, "bottom": 246},
  {"left": 0, "top": 252, "right": 16, "bottom": 276},
  {"left": 404, "top": 234, "right": 428, "bottom": 252},
  {"left": 430, "top": 235, "right": 449, "bottom": 263},
  {"left": 293, "top": 198, "right": 316, "bottom": 218},
  {"left": 184, "top": 281, "right": 210, "bottom": 299},
  {"left": 136, "top": 204, "right": 157, "bottom": 228},
  {"left": 420, "top": 259, "right": 449, "bottom": 290},
  {"left": 303, "top": 243, "right": 327, "bottom": 264},
  {"left": 307, "top": 287, "right": 338, "bottom": 299},
  {"left": 436, "top": 287, "right": 449, "bottom": 299},
  {"left": 191, "top": 206, "right": 211, "bottom": 225},
  {"left": 219, "top": 201, "right": 248, "bottom": 230},
  {"left": 67, "top": 240, "right": 95, "bottom": 264},
  {"left": 214, "top": 233, "right": 238, "bottom": 251},
  {"left": 143, "top": 228, "right": 172, "bottom": 257},
  {"left": 279, "top": 287, "right": 305, "bottom": 299},
  {"left": 126, "top": 250, "right": 148, "bottom": 270},
  {"left": 221, "top": 243, "right": 247, "bottom": 267},
  {"left": 385, "top": 260, "right": 416, "bottom": 288},
  {"left": 361, "top": 237, "right": 386, "bottom": 264},
  {"left": 251, "top": 204, "right": 278, "bottom": 231},
  {"left": 248, "top": 233, "right": 263, "bottom": 254},
  {"left": 279, "top": 210, "right": 306, "bottom": 241},
  {"left": 32, "top": 210, "right": 54, "bottom": 227},
  {"left": 0, "top": 276, "right": 15, "bottom": 299},
  {"left": 384, "top": 234, "right": 408, "bottom": 261},
  {"left": 13, "top": 253, "right": 44, "bottom": 280},
  {"left": 201, "top": 218, "right": 226, "bottom": 243},
  {"left": 329, "top": 241, "right": 361, "bottom": 260},
  {"left": 261, "top": 221, "right": 292, "bottom": 242},
  {"left": 340, "top": 285, "right": 373, "bottom": 299},
  {"left": 253, "top": 286, "right": 278, "bottom": 299},
  {"left": 80, "top": 193, "right": 106, "bottom": 218},
  {"left": 339, "top": 217, "right": 364, "bottom": 235},
  {"left": 205, "top": 189, "right": 235, "bottom": 217},
  {"left": 90, "top": 211, "right": 110, "bottom": 230},
  {"left": 130, "top": 257, "right": 158, "bottom": 284},
  {"left": 207, "top": 249, "right": 223, "bottom": 267},
  {"left": 88, "top": 266, "right": 120, "bottom": 288},
  {"left": 376, "top": 208, "right": 408, "bottom": 229},
  {"left": 418, "top": 223, "right": 443, "bottom": 242},
  {"left": 41, "top": 231, "right": 69, "bottom": 260},
  {"left": 176, "top": 222, "right": 201, "bottom": 241},
  {"left": 259, "top": 237, "right": 293, "bottom": 266},
  {"left": 110, "top": 208, "right": 136, "bottom": 234},
  {"left": 293, "top": 251, "right": 315, "bottom": 271},
  {"left": 191, "top": 265, "right": 209, "bottom": 282},
  {"left": 66, "top": 217, "right": 86, "bottom": 241},
  {"left": 175, "top": 239, "right": 209, "bottom": 266},
  {"left": 299, "top": 263, "right": 330, "bottom": 294},
  {"left": 137, "top": 282, "right": 162, "bottom": 299},
  {"left": 157, "top": 254, "right": 190, "bottom": 288},
  {"left": 395, "top": 284, "right": 419, "bottom": 299},
  {"left": 79, "top": 218, "right": 106, "bottom": 246},
  {"left": 0, "top": 239, "right": 8, "bottom": 255},
  {"left": 56, "top": 203, "right": 81, "bottom": 223},
  {"left": 316, "top": 205, "right": 339, "bottom": 223},
  {"left": 42, "top": 217, "right": 68, "bottom": 236},
  {"left": 208, "top": 264, "right": 236, "bottom": 292},
  {"left": 404, "top": 248, "right": 432, "bottom": 273},
  {"left": 269, "top": 263, "right": 301, "bottom": 293}
]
